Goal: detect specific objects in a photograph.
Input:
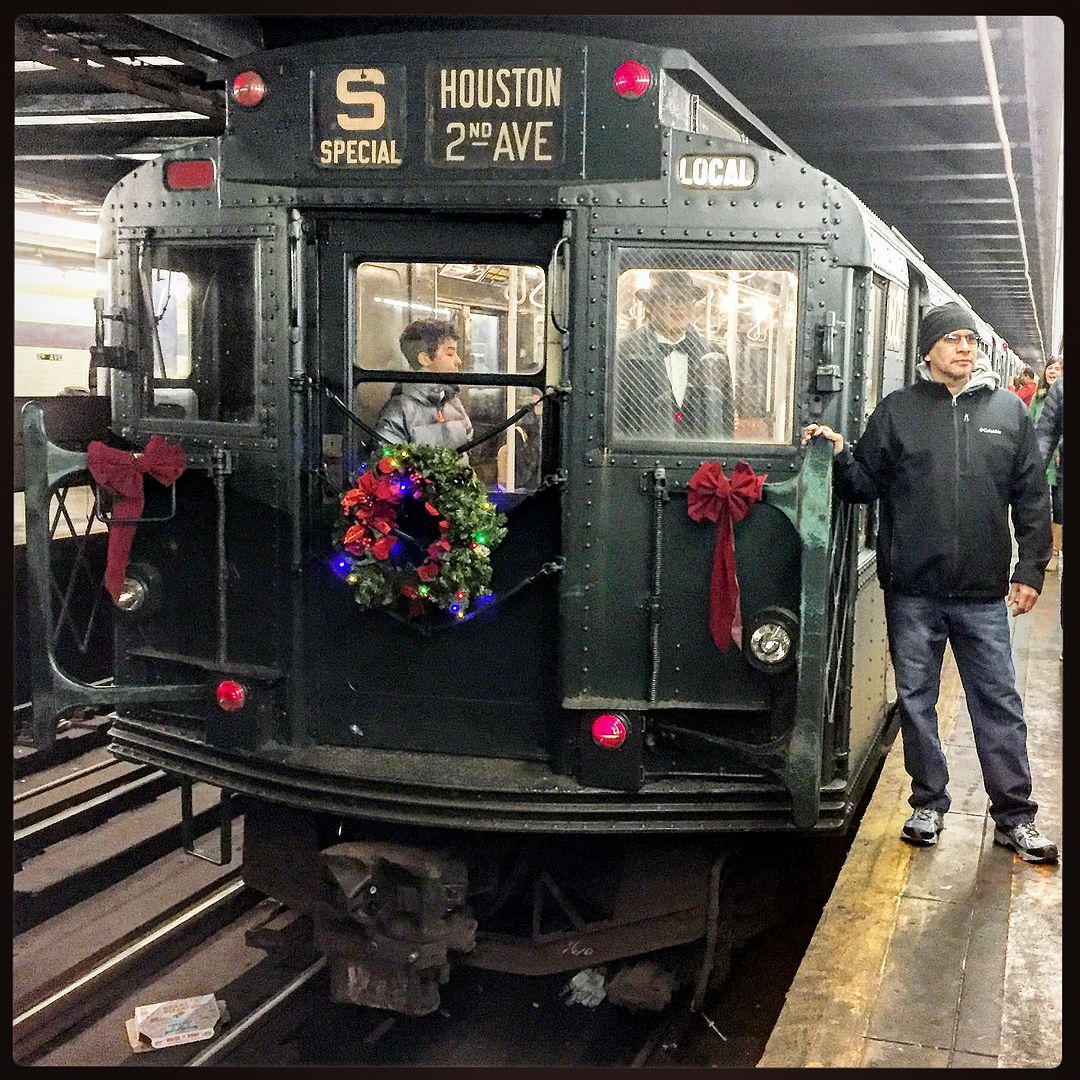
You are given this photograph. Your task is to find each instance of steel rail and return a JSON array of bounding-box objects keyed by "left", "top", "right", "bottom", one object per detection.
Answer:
[
  {"left": 13, "top": 756, "right": 117, "bottom": 804},
  {"left": 13, "top": 768, "right": 178, "bottom": 862},
  {"left": 185, "top": 956, "right": 328, "bottom": 1066},
  {"left": 13, "top": 874, "right": 250, "bottom": 1060}
]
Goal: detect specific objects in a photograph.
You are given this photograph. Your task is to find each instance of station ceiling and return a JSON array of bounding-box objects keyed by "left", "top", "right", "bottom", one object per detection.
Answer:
[{"left": 14, "top": 14, "right": 1062, "bottom": 365}]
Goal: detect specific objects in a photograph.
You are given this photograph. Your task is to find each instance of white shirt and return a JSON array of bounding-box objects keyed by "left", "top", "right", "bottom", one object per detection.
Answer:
[{"left": 655, "top": 335, "right": 688, "bottom": 407}]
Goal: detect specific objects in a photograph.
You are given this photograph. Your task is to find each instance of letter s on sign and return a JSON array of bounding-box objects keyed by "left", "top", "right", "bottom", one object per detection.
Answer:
[{"left": 336, "top": 68, "right": 386, "bottom": 132}]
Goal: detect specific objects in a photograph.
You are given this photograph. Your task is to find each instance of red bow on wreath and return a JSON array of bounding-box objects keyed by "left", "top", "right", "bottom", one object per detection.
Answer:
[
  {"left": 686, "top": 460, "right": 766, "bottom": 651},
  {"left": 87, "top": 436, "right": 186, "bottom": 601}
]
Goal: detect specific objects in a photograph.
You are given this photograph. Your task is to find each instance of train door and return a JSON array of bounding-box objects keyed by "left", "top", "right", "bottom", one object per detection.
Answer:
[
  {"left": 303, "top": 211, "right": 567, "bottom": 759},
  {"left": 562, "top": 243, "right": 805, "bottom": 754}
]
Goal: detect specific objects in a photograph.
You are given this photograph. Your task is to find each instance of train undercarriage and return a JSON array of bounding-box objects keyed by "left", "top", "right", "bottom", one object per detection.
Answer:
[{"left": 240, "top": 799, "right": 839, "bottom": 1016}]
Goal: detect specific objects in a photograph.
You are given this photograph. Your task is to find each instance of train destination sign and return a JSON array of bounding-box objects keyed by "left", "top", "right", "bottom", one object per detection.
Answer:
[
  {"left": 426, "top": 61, "right": 566, "bottom": 169},
  {"left": 676, "top": 154, "right": 757, "bottom": 190},
  {"left": 314, "top": 65, "right": 406, "bottom": 168}
]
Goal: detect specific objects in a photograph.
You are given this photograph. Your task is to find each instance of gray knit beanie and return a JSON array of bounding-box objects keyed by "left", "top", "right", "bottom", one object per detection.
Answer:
[{"left": 918, "top": 302, "right": 978, "bottom": 358}]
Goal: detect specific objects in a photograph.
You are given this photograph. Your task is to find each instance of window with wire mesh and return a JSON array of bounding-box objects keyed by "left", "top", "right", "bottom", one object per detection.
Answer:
[
  {"left": 349, "top": 261, "right": 546, "bottom": 492},
  {"left": 611, "top": 249, "right": 799, "bottom": 446}
]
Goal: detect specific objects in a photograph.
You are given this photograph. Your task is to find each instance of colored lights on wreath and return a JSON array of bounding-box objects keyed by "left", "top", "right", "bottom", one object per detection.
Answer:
[
  {"left": 332, "top": 443, "right": 507, "bottom": 618},
  {"left": 331, "top": 545, "right": 497, "bottom": 619}
]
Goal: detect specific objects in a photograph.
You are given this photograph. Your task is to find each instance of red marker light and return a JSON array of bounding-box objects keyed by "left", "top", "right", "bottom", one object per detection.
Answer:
[
  {"left": 216, "top": 679, "right": 247, "bottom": 712},
  {"left": 591, "top": 712, "right": 628, "bottom": 749},
  {"left": 231, "top": 70, "right": 267, "bottom": 107},
  {"left": 613, "top": 60, "right": 652, "bottom": 99},
  {"left": 164, "top": 159, "right": 215, "bottom": 191}
]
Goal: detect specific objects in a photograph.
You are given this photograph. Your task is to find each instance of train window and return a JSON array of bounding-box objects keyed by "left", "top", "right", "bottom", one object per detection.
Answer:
[
  {"left": 610, "top": 249, "right": 799, "bottom": 446},
  {"left": 864, "top": 277, "right": 887, "bottom": 418},
  {"left": 880, "top": 281, "right": 908, "bottom": 398},
  {"left": 884, "top": 283, "right": 907, "bottom": 355},
  {"left": 138, "top": 243, "right": 257, "bottom": 424},
  {"left": 350, "top": 261, "right": 547, "bottom": 492}
]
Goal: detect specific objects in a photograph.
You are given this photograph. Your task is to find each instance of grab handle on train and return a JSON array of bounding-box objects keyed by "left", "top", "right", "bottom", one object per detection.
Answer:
[{"left": 815, "top": 310, "right": 843, "bottom": 393}]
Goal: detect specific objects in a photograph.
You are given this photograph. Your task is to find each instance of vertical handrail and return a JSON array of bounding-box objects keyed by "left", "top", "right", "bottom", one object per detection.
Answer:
[
  {"left": 210, "top": 447, "right": 231, "bottom": 665},
  {"left": 781, "top": 437, "right": 833, "bottom": 827},
  {"left": 647, "top": 468, "right": 668, "bottom": 706}
]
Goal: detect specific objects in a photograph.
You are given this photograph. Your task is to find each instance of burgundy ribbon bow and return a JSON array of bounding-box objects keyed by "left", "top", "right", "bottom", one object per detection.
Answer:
[
  {"left": 686, "top": 460, "right": 766, "bottom": 651},
  {"left": 87, "top": 436, "right": 186, "bottom": 601}
]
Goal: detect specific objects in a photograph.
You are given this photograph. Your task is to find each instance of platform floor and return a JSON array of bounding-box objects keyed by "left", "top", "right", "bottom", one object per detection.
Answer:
[{"left": 760, "top": 570, "right": 1062, "bottom": 1068}]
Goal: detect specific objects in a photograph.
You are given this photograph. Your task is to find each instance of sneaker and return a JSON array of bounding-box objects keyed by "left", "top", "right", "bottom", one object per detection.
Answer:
[
  {"left": 901, "top": 807, "right": 945, "bottom": 846},
  {"left": 994, "top": 821, "right": 1059, "bottom": 863}
]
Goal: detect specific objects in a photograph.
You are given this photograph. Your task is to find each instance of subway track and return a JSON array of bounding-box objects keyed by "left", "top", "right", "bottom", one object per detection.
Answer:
[
  {"left": 13, "top": 714, "right": 253, "bottom": 1063},
  {"left": 16, "top": 838, "right": 845, "bottom": 1067},
  {"left": 13, "top": 715, "right": 862, "bottom": 1067}
]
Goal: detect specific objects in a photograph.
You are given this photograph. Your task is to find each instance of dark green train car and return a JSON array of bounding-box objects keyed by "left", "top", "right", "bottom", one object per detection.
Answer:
[{"left": 23, "top": 31, "right": 997, "bottom": 1014}]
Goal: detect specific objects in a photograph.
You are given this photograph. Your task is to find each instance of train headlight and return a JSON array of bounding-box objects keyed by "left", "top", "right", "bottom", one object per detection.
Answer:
[
  {"left": 115, "top": 575, "right": 147, "bottom": 612},
  {"left": 111, "top": 562, "right": 159, "bottom": 616},
  {"left": 743, "top": 607, "right": 798, "bottom": 673}
]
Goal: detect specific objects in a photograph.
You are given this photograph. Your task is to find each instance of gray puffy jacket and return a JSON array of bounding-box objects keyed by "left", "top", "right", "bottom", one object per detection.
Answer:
[{"left": 373, "top": 383, "right": 473, "bottom": 450}]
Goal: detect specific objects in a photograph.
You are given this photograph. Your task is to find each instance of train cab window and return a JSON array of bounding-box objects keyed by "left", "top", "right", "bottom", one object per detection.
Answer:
[
  {"left": 864, "top": 277, "right": 887, "bottom": 419},
  {"left": 350, "top": 261, "right": 547, "bottom": 492},
  {"left": 611, "top": 250, "right": 799, "bottom": 447},
  {"left": 139, "top": 243, "right": 257, "bottom": 424},
  {"left": 881, "top": 282, "right": 908, "bottom": 398}
]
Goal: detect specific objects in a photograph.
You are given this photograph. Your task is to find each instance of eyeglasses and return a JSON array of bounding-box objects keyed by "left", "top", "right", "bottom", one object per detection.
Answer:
[{"left": 942, "top": 332, "right": 983, "bottom": 350}]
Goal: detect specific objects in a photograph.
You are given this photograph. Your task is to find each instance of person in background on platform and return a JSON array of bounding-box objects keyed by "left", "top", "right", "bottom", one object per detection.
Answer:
[
  {"left": 1030, "top": 357, "right": 1063, "bottom": 570},
  {"left": 615, "top": 270, "right": 734, "bottom": 439},
  {"left": 374, "top": 320, "right": 473, "bottom": 451},
  {"left": 802, "top": 302, "right": 1058, "bottom": 863},
  {"left": 1035, "top": 367, "right": 1064, "bottom": 653},
  {"left": 1011, "top": 365, "right": 1038, "bottom": 406}
]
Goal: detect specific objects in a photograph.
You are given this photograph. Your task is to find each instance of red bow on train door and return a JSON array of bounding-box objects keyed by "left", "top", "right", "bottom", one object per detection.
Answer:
[
  {"left": 686, "top": 460, "right": 766, "bottom": 652},
  {"left": 87, "top": 437, "right": 186, "bottom": 601}
]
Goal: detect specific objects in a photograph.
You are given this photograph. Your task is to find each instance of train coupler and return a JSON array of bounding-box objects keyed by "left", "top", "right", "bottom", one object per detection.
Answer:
[{"left": 313, "top": 841, "right": 476, "bottom": 1015}]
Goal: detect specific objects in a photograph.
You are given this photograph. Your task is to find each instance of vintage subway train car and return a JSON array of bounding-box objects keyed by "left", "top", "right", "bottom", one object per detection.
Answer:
[{"left": 22, "top": 31, "right": 1011, "bottom": 1013}]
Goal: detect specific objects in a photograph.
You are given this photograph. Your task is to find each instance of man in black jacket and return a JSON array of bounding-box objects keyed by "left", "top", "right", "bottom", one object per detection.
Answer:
[{"left": 802, "top": 302, "right": 1058, "bottom": 862}]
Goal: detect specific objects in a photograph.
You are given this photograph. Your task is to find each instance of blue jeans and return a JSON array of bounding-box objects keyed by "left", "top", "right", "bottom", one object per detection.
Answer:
[{"left": 885, "top": 594, "right": 1037, "bottom": 829}]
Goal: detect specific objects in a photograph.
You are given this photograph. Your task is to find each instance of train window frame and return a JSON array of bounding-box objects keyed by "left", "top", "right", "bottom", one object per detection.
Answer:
[
  {"left": 606, "top": 245, "right": 802, "bottom": 453},
  {"left": 864, "top": 275, "right": 888, "bottom": 421},
  {"left": 858, "top": 273, "right": 890, "bottom": 554},
  {"left": 127, "top": 235, "right": 263, "bottom": 431},
  {"left": 346, "top": 258, "right": 551, "bottom": 494},
  {"left": 880, "top": 279, "right": 908, "bottom": 399}
]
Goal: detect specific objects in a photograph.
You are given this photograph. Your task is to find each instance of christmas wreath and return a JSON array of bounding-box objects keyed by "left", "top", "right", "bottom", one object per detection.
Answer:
[{"left": 333, "top": 444, "right": 507, "bottom": 618}]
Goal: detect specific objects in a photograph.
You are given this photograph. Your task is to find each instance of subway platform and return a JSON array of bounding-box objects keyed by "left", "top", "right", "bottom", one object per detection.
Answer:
[{"left": 760, "top": 569, "right": 1063, "bottom": 1068}]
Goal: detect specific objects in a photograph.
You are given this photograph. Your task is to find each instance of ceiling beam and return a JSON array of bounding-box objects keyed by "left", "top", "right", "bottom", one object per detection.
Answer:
[
  {"left": 14, "top": 17, "right": 224, "bottom": 123},
  {"left": 14, "top": 165, "right": 114, "bottom": 205},
  {"left": 16, "top": 92, "right": 190, "bottom": 117},
  {"left": 15, "top": 120, "right": 219, "bottom": 156},
  {"left": 127, "top": 14, "right": 264, "bottom": 60},
  {"left": 68, "top": 13, "right": 236, "bottom": 74}
]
